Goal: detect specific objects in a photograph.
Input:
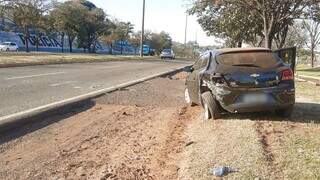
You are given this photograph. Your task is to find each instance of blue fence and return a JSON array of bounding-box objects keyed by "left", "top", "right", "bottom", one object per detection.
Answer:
[{"left": 0, "top": 31, "right": 138, "bottom": 55}]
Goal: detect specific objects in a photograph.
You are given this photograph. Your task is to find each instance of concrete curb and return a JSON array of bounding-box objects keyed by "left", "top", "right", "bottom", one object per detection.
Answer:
[{"left": 0, "top": 65, "right": 191, "bottom": 133}]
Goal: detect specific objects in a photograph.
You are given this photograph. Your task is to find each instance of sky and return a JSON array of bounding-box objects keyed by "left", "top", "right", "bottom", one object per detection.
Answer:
[{"left": 65, "top": 0, "right": 220, "bottom": 46}]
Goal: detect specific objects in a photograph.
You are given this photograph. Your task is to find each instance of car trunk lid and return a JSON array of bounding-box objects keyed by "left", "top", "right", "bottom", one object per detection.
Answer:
[
  {"left": 215, "top": 50, "right": 282, "bottom": 88},
  {"left": 222, "top": 69, "right": 280, "bottom": 88}
]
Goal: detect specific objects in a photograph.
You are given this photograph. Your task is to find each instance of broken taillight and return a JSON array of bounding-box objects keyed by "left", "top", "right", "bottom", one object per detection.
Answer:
[
  {"left": 210, "top": 73, "right": 226, "bottom": 84},
  {"left": 281, "top": 69, "right": 293, "bottom": 81}
]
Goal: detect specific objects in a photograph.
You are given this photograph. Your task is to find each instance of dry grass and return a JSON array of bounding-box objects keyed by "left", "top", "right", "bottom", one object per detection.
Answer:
[
  {"left": 178, "top": 80, "right": 320, "bottom": 179},
  {"left": 296, "top": 64, "right": 320, "bottom": 77},
  {"left": 0, "top": 52, "right": 157, "bottom": 67},
  {"left": 278, "top": 127, "right": 320, "bottom": 179},
  {"left": 296, "top": 81, "right": 320, "bottom": 102}
]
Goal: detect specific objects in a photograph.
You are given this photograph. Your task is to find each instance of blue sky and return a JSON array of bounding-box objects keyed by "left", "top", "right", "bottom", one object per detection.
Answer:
[{"left": 63, "top": 0, "right": 219, "bottom": 46}]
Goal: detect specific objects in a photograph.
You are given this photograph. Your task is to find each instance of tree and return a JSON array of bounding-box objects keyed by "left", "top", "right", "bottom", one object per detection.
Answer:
[
  {"left": 146, "top": 31, "right": 172, "bottom": 54},
  {"left": 51, "top": 1, "right": 86, "bottom": 52},
  {"left": 9, "top": 0, "right": 51, "bottom": 52},
  {"left": 189, "top": 0, "right": 314, "bottom": 49},
  {"left": 279, "top": 21, "right": 307, "bottom": 48},
  {"left": 189, "top": 0, "right": 262, "bottom": 47},
  {"left": 302, "top": 4, "right": 320, "bottom": 67},
  {"left": 76, "top": 5, "right": 107, "bottom": 53},
  {"left": 129, "top": 31, "right": 141, "bottom": 54},
  {"left": 100, "top": 19, "right": 116, "bottom": 54},
  {"left": 106, "top": 20, "right": 134, "bottom": 54},
  {"left": 0, "top": 0, "right": 7, "bottom": 30}
]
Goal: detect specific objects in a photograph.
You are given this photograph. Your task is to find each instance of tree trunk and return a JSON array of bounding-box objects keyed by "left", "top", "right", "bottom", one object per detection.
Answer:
[
  {"left": 1, "top": 17, "right": 4, "bottom": 31},
  {"left": 237, "top": 41, "right": 242, "bottom": 48},
  {"left": 311, "top": 44, "right": 315, "bottom": 68},
  {"left": 109, "top": 43, "right": 113, "bottom": 55},
  {"left": 262, "top": 12, "right": 273, "bottom": 49},
  {"left": 61, "top": 33, "right": 65, "bottom": 53},
  {"left": 68, "top": 36, "right": 73, "bottom": 53},
  {"left": 120, "top": 41, "right": 123, "bottom": 55},
  {"left": 35, "top": 35, "right": 40, "bottom": 51},
  {"left": 24, "top": 28, "right": 29, "bottom": 53},
  {"left": 87, "top": 44, "right": 91, "bottom": 53}
]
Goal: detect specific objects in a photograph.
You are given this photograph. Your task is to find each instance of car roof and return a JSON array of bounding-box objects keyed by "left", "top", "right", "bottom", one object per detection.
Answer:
[{"left": 212, "top": 48, "right": 271, "bottom": 55}]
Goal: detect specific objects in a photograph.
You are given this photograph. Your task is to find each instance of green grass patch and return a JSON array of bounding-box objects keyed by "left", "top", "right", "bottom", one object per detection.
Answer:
[{"left": 296, "top": 64, "right": 320, "bottom": 77}]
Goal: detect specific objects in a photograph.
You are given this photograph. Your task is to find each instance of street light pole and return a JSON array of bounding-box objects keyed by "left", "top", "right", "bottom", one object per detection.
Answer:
[
  {"left": 184, "top": 14, "right": 188, "bottom": 47},
  {"left": 140, "top": 0, "right": 145, "bottom": 57}
]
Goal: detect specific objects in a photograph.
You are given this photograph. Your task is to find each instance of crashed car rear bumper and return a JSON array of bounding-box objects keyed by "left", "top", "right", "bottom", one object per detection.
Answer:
[
  {"left": 213, "top": 84, "right": 295, "bottom": 113},
  {"left": 223, "top": 94, "right": 295, "bottom": 113}
]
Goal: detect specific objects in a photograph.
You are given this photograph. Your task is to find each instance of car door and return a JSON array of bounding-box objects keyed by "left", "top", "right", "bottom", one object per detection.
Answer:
[
  {"left": 186, "top": 56, "right": 203, "bottom": 103},
  {"left": 9, "top": 43, "right": 14, "bottom": 51},
  {"left": 10, "top": 43, "right": 16, "bottom": 51},
  {"left": 186, "top": 53, "right": 210, "bottom": 103},
  {"left": 274, "top": 47, "right": 297, "bottom": 73}
]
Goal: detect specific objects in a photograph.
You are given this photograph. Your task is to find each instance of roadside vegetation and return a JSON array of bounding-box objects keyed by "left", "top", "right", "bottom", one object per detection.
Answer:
[
  {"left": 296, "top": 66, "right": 320, "bottom": 77},
  {"left": 0, "top": 52, "right": 157, "bottom": 67},
  {"left": 296, "top": 81, "right": 320, "bottom": 101},
  {"left": 189, "top": 0, "right": 320, "bottom": 68}
]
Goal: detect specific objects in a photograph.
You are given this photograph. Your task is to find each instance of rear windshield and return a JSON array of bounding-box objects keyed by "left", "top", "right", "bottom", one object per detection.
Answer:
[{"left": 217, "top": 51, "right": 280, "bottom": 68}]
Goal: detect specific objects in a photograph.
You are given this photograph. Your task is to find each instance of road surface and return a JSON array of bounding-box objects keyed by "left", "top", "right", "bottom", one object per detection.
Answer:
[{"left": 0, "top": 60, "right": 191, "bottom": 117}]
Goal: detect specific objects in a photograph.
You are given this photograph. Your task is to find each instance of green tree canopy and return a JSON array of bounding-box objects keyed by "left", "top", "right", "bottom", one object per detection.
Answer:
[{"left": 189, "top": 0, "right": 316, "bottom": 49}]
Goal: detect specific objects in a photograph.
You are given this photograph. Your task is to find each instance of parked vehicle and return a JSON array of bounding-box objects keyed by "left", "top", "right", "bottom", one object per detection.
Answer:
[
  {"left": 160, "top": 49, "right": 175, "bottom": 60},
  {"left": 0, "top": 42, "right": 19, "bottom": 52},
  {"left": 142, "top": 45, "right": 155, "bottom": 56},
  {"left": 185, "top": 47, "right": 296, "bottom": 119}
]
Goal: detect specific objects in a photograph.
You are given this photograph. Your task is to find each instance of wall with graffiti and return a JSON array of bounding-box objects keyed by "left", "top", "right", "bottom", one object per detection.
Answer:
[{"left": 0, "top": 31, "right": 137, "bottom": 55}]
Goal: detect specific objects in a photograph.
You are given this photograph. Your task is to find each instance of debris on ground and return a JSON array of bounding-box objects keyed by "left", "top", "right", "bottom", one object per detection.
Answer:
[{"left": 210, "top": 166, "right": 237, "bottom": 177}]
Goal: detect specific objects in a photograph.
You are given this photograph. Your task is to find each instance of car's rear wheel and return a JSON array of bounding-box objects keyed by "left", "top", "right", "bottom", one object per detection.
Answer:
[
  {"left": 201, "top": 91, "right": 221, "bottom": 120},
  {"left": 275, "top": 106, "right": 293, "bottom": 118}
]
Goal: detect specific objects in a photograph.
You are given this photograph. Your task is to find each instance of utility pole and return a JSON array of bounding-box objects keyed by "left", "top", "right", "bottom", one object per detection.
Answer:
[
  {"left": 184, "top": 14, "right": 188, "bottom": 47},
  {"left": 140, "top": 0, "right": 145, "bottom": 57}
]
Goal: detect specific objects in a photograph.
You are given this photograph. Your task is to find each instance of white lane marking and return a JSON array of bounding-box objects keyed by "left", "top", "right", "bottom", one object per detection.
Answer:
[
  {"left": 95, "top": 66, "right": 121, "bottom": 70},
  {"left": 6, "top": 72, "right": 66, "bottom": 80},
  {"left": 50, "top": 81, "right": 75, "bottom": 87}
]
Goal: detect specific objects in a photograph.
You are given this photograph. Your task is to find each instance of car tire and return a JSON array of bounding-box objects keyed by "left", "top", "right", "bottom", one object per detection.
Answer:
[
  {"left": 6, "top": 48, "right": 9, "bottom": 52},
  {"left": 184, "top": 87, "right": 196, "bottom": 106},
  {"left": 275, "top": 106, "right": 293, "bottom": 118},
  {"left": 202, "top": 91, "right": 221, "bottom": 120}
]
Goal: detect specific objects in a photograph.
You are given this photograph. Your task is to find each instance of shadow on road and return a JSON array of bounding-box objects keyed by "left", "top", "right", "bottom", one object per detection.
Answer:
[
  {"left": 0, "top": 100, "right": 95, "bottom": 146},
  {"left": 223, "top": 102, "right": 320, "bottom": 124}
]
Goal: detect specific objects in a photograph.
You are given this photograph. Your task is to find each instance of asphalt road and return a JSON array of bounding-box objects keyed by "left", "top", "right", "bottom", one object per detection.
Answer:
[{"left": 0, "top": 60, "right": 192, "bottom": 117}]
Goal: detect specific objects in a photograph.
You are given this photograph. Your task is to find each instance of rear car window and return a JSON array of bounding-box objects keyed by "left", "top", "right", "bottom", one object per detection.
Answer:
[{"left": 217, "top": 51, "right": 280, "bottom": 68}]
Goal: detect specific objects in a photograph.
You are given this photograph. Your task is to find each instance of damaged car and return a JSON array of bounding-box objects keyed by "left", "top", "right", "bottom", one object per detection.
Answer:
[{"left": 185, "top": 47, "right": 296, "bottom": 119}]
